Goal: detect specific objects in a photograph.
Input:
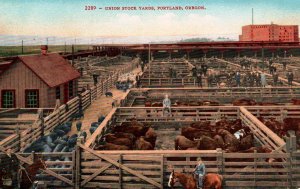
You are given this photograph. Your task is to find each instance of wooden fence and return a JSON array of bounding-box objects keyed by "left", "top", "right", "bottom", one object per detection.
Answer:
[
  {"left": 76, "top": 149, "right": 300, "bottom": 189},
  {"left": 1, "top": 147, "right": 298, "bottom": 188},
  {"left": 84, "top": 106, "right": 299, "bottom": 153},
  {"left": 121, "top": 87, "right": 300, "bottom": 106},
  {"left": 0, "top": 61, "right": 137, "bottom": 153}
]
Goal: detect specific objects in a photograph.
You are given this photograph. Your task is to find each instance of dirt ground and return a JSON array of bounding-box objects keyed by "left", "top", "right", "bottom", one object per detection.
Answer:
[{"left": 155, "top": 128, "right": 180, "bottom": 150}]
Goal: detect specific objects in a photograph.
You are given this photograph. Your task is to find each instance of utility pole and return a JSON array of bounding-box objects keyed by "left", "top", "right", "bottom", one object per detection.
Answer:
[
  {"left": 46, "top": 37, "right": 48, "bottom": 45},
  {"left": 252, "top": 8, "right": 254, "bottom": 25},
  {"left": 148, "top": 43, "right": 151, "bottom": 86},
  {"left": 64, "top": 42, "right": 67, "bottom": 54},
  {"left": 72, "top": 44, "right": 74, "bottom": 66},
  {"left": 21, "top": 40, "right": 24, "bottom": 54}
]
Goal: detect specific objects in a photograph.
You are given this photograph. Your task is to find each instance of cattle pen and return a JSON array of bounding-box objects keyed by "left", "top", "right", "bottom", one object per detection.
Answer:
[
  {"left": 1, "top": 90, "right": 300, "bottom": 188},
  {"left": 0, "top": 57, "right": 300, "bottom": 189}
]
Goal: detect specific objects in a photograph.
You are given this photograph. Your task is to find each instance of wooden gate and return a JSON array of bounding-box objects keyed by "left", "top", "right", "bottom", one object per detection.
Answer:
[{"left": 77, "top": 144, "right": 163, "bottom": 189}]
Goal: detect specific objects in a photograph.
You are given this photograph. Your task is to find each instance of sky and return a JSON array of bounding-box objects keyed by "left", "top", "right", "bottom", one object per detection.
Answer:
[{"left": 0, "top": 0, "right": 300, "bottom": 44}]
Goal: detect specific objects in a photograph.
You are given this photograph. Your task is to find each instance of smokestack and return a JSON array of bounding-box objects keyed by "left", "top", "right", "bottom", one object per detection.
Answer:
[{"left": 41, "top": 45, "right": 48, "bottom": 55}]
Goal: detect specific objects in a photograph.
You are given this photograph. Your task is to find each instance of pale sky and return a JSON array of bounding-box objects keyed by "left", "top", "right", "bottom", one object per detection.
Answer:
[{"left": 0, "top": 0, "right": 300, "bottom": 38}]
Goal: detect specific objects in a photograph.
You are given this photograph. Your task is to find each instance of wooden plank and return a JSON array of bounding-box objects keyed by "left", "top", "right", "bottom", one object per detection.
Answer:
[
  {"left": 79, "top": 144, "right": 162, "bottom": 188},
  {"left": 43, "top": 169, "right": 74, "bottom": 186},
  {"left": 81, "top": 163, "right": 112, "bottom": 186}
]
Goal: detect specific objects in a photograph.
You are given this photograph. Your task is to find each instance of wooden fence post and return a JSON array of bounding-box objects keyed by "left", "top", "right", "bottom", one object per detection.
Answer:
[
  {"left": 75, "top": 137, "right": 83, "bottom": 189},
  {"left": 160, "top": 155, "right": 164, "bottom": 189},
  {"left": 216, "top": 148, "right": 222, "bottom": 174},
  {"left": 119, "top": 154, "right": 123, "bottom": 189},
  {"left": 254, "top": 150, "right": 257, "bottom": 188},
  {"left": 15, "top": 127, "right": 21, "bottom": 152}
]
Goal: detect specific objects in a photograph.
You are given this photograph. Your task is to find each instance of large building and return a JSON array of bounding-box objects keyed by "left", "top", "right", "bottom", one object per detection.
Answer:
[
  {"left": 0, "top": 46, "right": 80, "bottom": 108},
  {"left": 239, "top": 23, "right": 299, "bottom": 42}
]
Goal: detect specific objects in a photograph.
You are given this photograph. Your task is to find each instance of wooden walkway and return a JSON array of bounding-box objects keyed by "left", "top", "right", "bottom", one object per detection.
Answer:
[{"left": 69, "top": 67, "right": 142, "bottom": 138}]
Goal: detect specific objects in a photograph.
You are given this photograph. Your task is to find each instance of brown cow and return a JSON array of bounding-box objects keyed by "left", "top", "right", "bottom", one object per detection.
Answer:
[
  {"left": 213, "top": 135, "right": 225, "bottom": 149},
  {"left": 135, "top": 137, "right": 153, "bottom": 150},
  {"left": 196, "top": 136, "right": 218, "bottom": 150},
  {"left": 233, "top": 98, "right": 256, "bottom": 106},
  {"left": 175, "top": 135, "right": 197, "bottom": 150},
  {"left": 291, "top": 98, "right": 300, "bottom": 105},
  {"left": 190, "top": 121, "right": 211, "bottom": 129},
  {"left": 181, "top": 126, "right": 212, "bottom": 140},
  {"left": 144, "top": 127, "right": 157, "bottom": 148},
  {"left": 113, "top": 125, "right": 149, "bottom": 137},
  {"left": 283, "top": 118, "right": 300, "bottom": 131},
  {"left": 218, "top": 129, "right": 240, "bottom": 152},
  {"left": 104, "top": 133, "right": 134, "bottom": 148},
  {"left": 95, "top": 142, "right": 130, "bottom": 150},
  {"left": 239, "top": 134, "right": 253, "bottom": 151}
]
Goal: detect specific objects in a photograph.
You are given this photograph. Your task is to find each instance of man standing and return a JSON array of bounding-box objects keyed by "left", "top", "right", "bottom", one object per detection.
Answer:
[
  {"left": 163, "top": 94, "right": 171, "bottom": 116},
  {"left": 261, "top": 72, "right": 267, "bottom": 87}
]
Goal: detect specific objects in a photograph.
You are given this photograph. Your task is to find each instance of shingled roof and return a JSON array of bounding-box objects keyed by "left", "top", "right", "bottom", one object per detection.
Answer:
[{"left": 17, "top": 53, "right": 80, "bottom": 87}]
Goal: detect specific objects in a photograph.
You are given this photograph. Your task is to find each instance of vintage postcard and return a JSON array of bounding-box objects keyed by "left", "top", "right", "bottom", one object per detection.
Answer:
[{"left": 0, "top": 0, "right": 299, "bottom": 188}]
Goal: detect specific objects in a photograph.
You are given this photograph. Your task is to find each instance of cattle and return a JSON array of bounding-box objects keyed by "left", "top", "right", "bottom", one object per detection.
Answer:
[
  {"left": 213, "top": 135, "right": 225, "bottom": 149},
  {"left": 232, "top": 98, "right": 256, "bottom": 106},
  {"left": 239, "top": 134, "right": 253, "bottom": 150},
  {"left": 181, "top": 126, "right": 212, "bottom": 141},
  {"left": 135, "top": 137, "right": 154, "bottom": 150},
  {"left": 291, "top": 98, "right": 300, "bottom": 105},
  {"left": 175, "top": 135, "right": 197, "bottom": 150},
  {"left": 218, "top": 129, "right": 240, "bottom": 152},
  {"left": 196, "top": 136, "right": 218, "bottom": 150},
  {"left": 104, "top": 133, "right": 134, "bottom": 148},
  {"left": 113, "top": 125, "right": 149, "bottom": 137},
  {"left": 144, "top": 128, "right": 157, "bottom": 147},
  {"left": 95, "top": 142, "right": 130, "bottom": 150}
]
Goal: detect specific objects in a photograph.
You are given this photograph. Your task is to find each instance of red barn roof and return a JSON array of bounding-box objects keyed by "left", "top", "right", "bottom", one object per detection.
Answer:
[
  {"left": 0, "top": 53, "right": 80, "bottom": 88},
  {"left": 17, "top": 53, "right": 80, "bottom": 87}
]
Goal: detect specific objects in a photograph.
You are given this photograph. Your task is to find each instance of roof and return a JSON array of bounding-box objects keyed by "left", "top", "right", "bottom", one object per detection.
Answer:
[{"left": 17, "top": 53, "right": 80, "bottom": 87}]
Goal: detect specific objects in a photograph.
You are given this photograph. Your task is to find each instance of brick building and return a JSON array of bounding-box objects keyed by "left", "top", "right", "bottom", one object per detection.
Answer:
[{"left": 239, "top": 23, "right": 299, "bottom": 42}]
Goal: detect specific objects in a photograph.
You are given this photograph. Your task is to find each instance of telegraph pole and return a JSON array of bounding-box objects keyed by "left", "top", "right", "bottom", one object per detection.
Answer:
[
  {"left": 72, "top": 44, "right": 74, "bottom": 66},
  {"left": 64, "top": 42, "right": 67, "bottom": 53},
  {"left": 21, "top": 40, "right": 24, "bottom": 54},
  {"left": 148, "top": 43, "right": 151, "bottom": 86}
]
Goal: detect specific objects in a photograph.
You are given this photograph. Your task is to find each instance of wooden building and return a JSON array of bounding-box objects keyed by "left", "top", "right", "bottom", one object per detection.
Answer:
[{"left": 0, "top": 47, "right": 80, "bottom": 108}]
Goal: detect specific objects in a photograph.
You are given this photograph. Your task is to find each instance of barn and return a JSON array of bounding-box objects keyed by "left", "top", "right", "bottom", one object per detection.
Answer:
[{"left": 0, "top": 46, "right": 80, "bottom": 108}]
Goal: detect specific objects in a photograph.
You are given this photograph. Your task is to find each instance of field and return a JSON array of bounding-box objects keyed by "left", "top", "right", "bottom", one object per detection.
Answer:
[{"left": 0, "top": 45, "right": 92, "bottom": 57}]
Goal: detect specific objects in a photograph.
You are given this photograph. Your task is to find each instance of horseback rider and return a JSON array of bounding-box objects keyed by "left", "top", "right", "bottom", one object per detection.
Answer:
[
  {"left": 194, "top": 157, "right": 206, "bottom": 189},
  {"left": 163, "top": 94, "right": 171, "bottom": 116}
]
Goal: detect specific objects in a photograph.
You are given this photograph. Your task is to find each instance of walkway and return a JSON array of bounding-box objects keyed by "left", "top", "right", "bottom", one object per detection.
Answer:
[{"left": 69, "top": 67, "right": 142, "bottom": 139}]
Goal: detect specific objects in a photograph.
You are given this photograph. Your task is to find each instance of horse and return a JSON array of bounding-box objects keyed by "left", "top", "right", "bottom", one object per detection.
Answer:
[
  {"left": 168, "top": 170, "right": 223, "bottom": 189},
  {"left": 0, "top": 154, "right": 47, "bottom": 189},
  {"left": 19, "top": 157, "right": 47, "bottom": 189}
]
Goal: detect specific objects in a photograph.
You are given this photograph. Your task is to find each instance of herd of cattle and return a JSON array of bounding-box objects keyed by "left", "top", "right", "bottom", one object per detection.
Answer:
[
  {"left": 24, "top": 115, "right": 106, "bottom": 154},
  {"left": 175, "top": 119, "right": 256, "bottom": 152},
  {"left": 95, "top": 120, "right": 157, "bottom": 150},
  {"left": 93, "top": 115, "right": 299, "bottom": 152}
]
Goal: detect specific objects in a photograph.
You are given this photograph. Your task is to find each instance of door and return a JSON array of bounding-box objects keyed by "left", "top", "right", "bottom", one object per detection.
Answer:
[
  {"left": 1, "top": 90, "right": 16, "bottom": 108},
  {"left": 64, "top": 83, "right": 69, "bottom": 104}
]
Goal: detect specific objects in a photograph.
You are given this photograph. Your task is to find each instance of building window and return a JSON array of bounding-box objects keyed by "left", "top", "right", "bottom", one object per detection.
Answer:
[
  {"left": 68, "top": 81, "right": 74, "bottom": 98},
  {"left": 25, "top": 89, "right": 39, "bottom": 108},
  {"left": 56, "top": 87, "right": 60, "bottom": 99},
  {"left": 1, "top": 90, "right": 15, "bottom": 108}
]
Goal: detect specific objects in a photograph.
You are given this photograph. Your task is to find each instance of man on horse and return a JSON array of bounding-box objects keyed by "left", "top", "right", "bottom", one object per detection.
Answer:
[
  {"left": 194, "top": 157, "right": 206, "bottom": 189},
  {"left": 163, "top": 94, "right": 171, "bottom": 116}
]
